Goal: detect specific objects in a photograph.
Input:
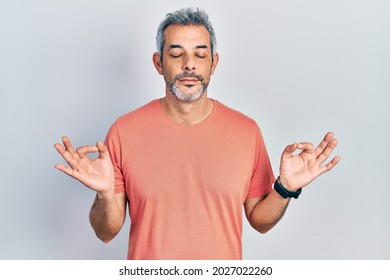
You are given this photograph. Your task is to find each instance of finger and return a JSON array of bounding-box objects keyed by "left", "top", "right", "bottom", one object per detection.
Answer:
[
  {"left": 297, "top": 142, "right": 314, "bottom": 154},
  {"left": 96, "top": 141, "right": 110, "bottom": 160},
  {"left": 313, "top": 132, "right": 334, "bottom": 157},
  {"left": 317, "top": 138, "right": 339, "bottom": 164},
  {"left": 281, "top": 142, "right": 298, "bottom": 158},
  {"left": 55, "top": 163, "right": 83, "bottom": 181},
  {"left": 62, "top": 136, "right": 77, "bottom": 155},
  {"left": 54, "top": 142, "right": 66, "bottom": 154},
  {"left": 76, "top": 145, "right": 98, "bottom": 159},
  {"left": 54, "top": 142, "right": 73, "bottom": 160},
  {"left": 55, "top": 163, "right": 72, "bottom": 174},
  {"left": 319, "top": 156, "right": 341, "bottom": 175},
  {"left": 54, "top": 143, "right": 80, "bottom": 169}
]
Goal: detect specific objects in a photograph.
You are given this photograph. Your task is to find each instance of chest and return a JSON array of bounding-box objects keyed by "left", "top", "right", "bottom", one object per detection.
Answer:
[{"left": 121, "top": 127, "right": 256, "bottom": 205}]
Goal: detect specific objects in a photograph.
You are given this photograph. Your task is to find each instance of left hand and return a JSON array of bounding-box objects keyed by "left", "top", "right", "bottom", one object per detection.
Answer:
[{"left": 279, "top": 132, "right": 341, "bottom": 191}]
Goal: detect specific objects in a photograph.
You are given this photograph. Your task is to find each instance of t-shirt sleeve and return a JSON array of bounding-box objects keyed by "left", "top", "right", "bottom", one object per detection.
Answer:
[
  {"left": 247, "top": 125, "right": 275, "bottom": 198},
  {"left": 104, "top": 122, "right": 126, "bottom": 193}
]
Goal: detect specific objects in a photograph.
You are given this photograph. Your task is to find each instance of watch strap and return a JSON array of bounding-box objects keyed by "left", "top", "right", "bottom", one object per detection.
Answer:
[{"left": 274, "top": 177, "right": 302, "bottom": 199}]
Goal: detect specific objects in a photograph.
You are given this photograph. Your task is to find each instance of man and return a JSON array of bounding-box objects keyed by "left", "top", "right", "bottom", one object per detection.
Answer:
[{"left": 54, "top": 8, "right": 340, "bottom": 259}]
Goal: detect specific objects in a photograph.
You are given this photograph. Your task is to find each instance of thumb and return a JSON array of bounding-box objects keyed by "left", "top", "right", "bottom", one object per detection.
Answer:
[
  {"left": 282, "top": 142, "right": 298, "bottom": 158},
  {"left": 297, "top": 142, "right": 314, "bottom": 154},
  {"left": 96, "top": 141, "right": 110, "bottom": 159}
]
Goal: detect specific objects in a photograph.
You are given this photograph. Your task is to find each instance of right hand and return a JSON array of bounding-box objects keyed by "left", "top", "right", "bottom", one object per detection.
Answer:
[{"left": 54, "top": 136, "right": 115, "bottom": 194}]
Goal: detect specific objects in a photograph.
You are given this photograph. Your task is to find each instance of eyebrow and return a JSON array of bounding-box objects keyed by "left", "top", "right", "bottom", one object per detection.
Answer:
[
  {"left": 169, "top": 44, "right": 182, "bottom": 49},
  {"left": 195, "top": 45, "right": 208, "bottom": 49},
  {"left": 168, "top": 44, "right": 209, "bottom": 50}
]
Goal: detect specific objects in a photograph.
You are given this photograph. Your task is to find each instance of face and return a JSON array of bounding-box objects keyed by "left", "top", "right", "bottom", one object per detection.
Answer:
[{"left": 153, "top": 24, "right": 218, "bottom": 102}]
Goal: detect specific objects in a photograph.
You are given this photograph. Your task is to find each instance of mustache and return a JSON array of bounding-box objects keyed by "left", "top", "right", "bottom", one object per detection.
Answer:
[{"left": 173, "top": 72, "right": 205, "bottom": 82}]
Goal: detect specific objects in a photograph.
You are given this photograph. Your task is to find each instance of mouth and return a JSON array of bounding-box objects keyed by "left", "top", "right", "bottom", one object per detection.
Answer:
[
  {"left": 176, "top": 73, "right": 204, "bottom": 83},
  {"left": 179, "top": 78, "right": 198, "bottom": 83},
  {"left": 178, "top": 78, "right": 199, "bottom": 88}
]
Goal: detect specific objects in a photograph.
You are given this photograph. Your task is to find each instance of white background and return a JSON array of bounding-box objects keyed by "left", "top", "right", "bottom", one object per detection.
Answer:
[{"left": 0, "top": 0, "right": 389, "bottom": 259}]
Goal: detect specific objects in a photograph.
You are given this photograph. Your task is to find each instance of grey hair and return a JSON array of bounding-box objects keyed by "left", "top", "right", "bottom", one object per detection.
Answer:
[{"left": 156, "top": 7, "right": 217, "bottom": 61}]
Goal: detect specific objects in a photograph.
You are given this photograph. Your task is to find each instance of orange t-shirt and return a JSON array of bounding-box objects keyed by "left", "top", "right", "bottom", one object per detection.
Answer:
[{"left": 105, "top": 99, "right": 274, "bottom": 259}]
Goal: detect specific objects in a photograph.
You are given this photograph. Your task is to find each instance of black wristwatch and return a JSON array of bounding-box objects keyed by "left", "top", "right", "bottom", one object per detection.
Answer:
[{"left": 274, "top": 177, "right": 302, "bottom": 199}]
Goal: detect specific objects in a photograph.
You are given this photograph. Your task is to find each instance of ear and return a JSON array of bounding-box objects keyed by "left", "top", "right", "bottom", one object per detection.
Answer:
[
  {"left": 153, "top": 52, "right": 164, "bottom": 75},
  {"left": 210, "top": 52, "right": 219, "bottom": 75}
]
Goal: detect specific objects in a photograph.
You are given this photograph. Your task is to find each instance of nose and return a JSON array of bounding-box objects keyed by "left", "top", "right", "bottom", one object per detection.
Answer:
[{"left": 182, "top": 55, "right": 196, "bottom": 72}]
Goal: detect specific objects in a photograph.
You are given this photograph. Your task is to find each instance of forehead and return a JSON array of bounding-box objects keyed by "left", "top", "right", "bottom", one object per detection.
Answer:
[{"left": 163, "top": 24, "right": 211, "bottom": 49}]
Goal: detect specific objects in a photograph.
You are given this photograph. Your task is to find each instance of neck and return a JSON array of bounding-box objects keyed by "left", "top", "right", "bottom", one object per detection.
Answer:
[{"left": 160, "top": 90, "right": 214, "bottom": 125}]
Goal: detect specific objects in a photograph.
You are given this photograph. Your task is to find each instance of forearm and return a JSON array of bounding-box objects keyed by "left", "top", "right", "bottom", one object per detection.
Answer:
[
  {"left": 248, "top": 190, "right": 290, "bottom": 234},
  {"left": 89, "top": 190, "right": 125, "bottom": 243}
]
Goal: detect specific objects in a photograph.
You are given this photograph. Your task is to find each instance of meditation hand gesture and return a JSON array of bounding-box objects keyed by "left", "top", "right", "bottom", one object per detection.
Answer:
[
  {"left": 54, "top": 136, "right": 114, "bottom": 194},
  {"left": 279, "top": 132, "right": 341, "bottom": 191}
]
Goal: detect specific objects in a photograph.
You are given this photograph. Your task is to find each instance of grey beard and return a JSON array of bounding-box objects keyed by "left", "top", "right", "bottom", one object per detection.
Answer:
[{"left": 167, "top": 73, "right": 209, "bottom": 102}]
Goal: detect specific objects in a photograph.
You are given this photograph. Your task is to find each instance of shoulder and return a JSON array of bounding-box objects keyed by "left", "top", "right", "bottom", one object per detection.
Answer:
[
  {"left": 114, "top": 99, "right": 159, "bottom": 128},
  {"left": 105, "top": 99, "right": 160, "bottom": 141},
  {"left": 214, "top": 100, "right": 259, "bottom": 130}
]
